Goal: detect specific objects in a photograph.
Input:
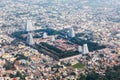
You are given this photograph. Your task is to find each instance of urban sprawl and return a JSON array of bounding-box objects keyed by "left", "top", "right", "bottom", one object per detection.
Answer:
[{"left": 0, "top": 0, "right": 120, "bottom": 80}]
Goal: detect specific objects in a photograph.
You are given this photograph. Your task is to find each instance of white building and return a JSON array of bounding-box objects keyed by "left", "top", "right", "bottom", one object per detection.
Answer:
[
  {"left": 78, "top": 46, "right": 82, "bottom": 53},
  {"left": 43, "top": 32, "right": 48, "bottom": 39},
  {"left": 0, "top": 29, "right": 3, "bottom": 38},
  {"left": 116, "top": 34, "right": 120, "bottom": 39},
  {"left": 82, "top": 44, "right": 89, "bottom": 54},
  {"left": 25, "top": 20, "right": 34, "bottom": 32},
  {"left": 68, "top": 28, "right": 75, "bottom": 38},
  {"left": 51, "top": 36, "right": 55, "bottom": 42},
  {"left": 0, "top": 48, "right": 5, "bottom": 56},
  {"left": 26, "top": 33, "right": 34, "bottom": 45}
]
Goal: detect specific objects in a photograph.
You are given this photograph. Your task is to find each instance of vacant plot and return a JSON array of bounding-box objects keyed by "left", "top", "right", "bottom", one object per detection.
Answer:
[{"left": 72, "top": 63, "right": 85, "bottom": 69}]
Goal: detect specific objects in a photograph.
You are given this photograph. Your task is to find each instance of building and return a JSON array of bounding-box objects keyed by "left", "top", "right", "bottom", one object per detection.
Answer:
[
  {"left": 78, "top": 46, "right": 82, "bottom": 53},
  {"left": 25, "top": 20, "right": 34, "bottom": 32},
  {"left": 116, "top": 34, "right": 120, "bottom": 40},
  {"left": 51, "top": 36, "right": 55, "bottom": 42},
  {"left": 0, "top": 29, "right": 3, "bottom": 38},
  {"left": 82, "top": 44, "right": 89, "bottom": 54},
  {"left": 43, "top": 32, "right": 48, "bottom": 39},
  {"left": 68, "top": 28, "right": 75, "bottom": 38},
  {"left": 26, "top": 33, "right": 34, "bottom": 45},
  {"left": 0, "top": 48, "right": 5, "bottom": 56}
]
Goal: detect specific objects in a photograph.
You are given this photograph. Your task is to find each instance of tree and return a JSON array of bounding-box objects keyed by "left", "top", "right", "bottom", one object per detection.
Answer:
[
  {"left": 70, "top": 72, "right": 76, "bottom": 76},
  {"left": 99, "top": 54, "right": 104, "bottom": 58},
  {"left": 78, "top": 65, "right": 120, "bottom": 80},
  {"left": 78, "top": 74, "right": 86, "bottom": 80},
  {"left": 3, "top": 62, "right": 15, "bottom": 70}
]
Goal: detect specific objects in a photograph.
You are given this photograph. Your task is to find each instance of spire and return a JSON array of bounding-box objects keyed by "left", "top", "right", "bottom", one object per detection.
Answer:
[
  {"left": 78, "top": 46, "right": 82, "bottom": 53},
  {"left": 82, "top": 44, "right": 89, "bottom": 54},
  {"left": 43, "top": 32, "right": 47, "bottom": 39},
  {"left": 51, "top": 36, "right": 55, "bottom": 42},
  {"left": 25, "top": 20, "right": 33, "bottom": 32},
  {"left": 26, "top": 33, "right": 34, "bottom": 45},
  {"left": 68, "top": 27, "right": 75, "bottom": 38}
]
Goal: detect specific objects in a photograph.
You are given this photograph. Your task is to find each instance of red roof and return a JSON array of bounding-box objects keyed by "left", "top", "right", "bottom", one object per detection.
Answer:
[{"left": 13, "top": 78, "right": 17, "bottom": 80}]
